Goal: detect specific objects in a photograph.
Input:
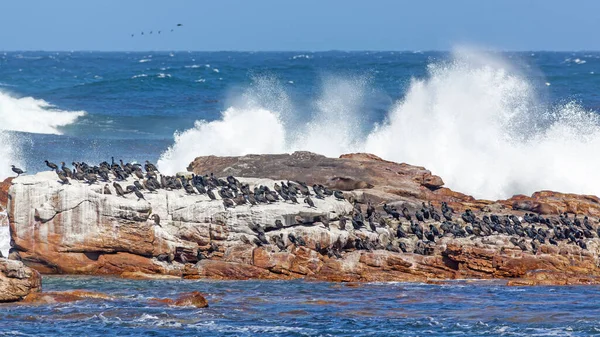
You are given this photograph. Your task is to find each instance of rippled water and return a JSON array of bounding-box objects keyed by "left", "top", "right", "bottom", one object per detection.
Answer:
[{"left": 1, "top": 276, "right": 599, "bottom": 336}]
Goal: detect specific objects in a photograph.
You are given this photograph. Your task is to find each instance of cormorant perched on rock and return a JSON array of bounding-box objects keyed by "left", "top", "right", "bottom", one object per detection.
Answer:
[
  {"left": 113, "top": 182, "right": 126, "bottom": 197},
  {"left": 144, "top": 160, "right": 157, "bottom": 173},
  {"left": 134, "top": 188, "right": 145, "bottom": 200},
  {"left": 61, "top": 162, "right": 72, "bottom": 178},
  {"left": 320, "top": 216, "right": 330, "bottom": 230},
  {"left": 402, "top": 207, "right": 411, "bottom": 221},
  {"left": 45, "top": 160, "right": 58, "bottom": 171},
  {"left": 430, "top": 224, "right": 441, "bottom": 238},
  {"left": 396, "top": 225, "right": 407, "bottom": 238},
  {"left": 84, "top": 173, "right": 97, "bottom": 185},
  {"left": 425, "top": 230, "right": 435, "bottom": 242},
  {"left": 223, "top": 198, "right": 234, "bottom": 208},
  {"left": 134, "top": 170, "right": 144, "bottom": 180},
  {"left": 134, "top": 180, "right": 144, "bottom": 191},
  {"left": 369, "top": 218, "right": 377, "bottom": 232},
  {"left": 206, "top": 189, "right": 216, "bottom": 200},
  {"left": 366, "top": 202, "right": 375, "bottom": 218},
  {"left": 252, "top": 237, "right": 263, "bottom": 246},
  {"left": 265, "top": 192, "right": 276, "bottom": 203},
  {"left": 275, "top": 219, "right": 284, "bottom": 229},
  {"left": 257, "top": 232, "right": 269, "bottom": 245},
  {"left": 415, "top": 210, "right": 424, "bottom": 222},
  {"left": 304, "top": 196, "right": 316, "bottom": 208},
  {"left": 273, "top": 234, "right": 286, "bottom": 251},
  {"left": 151, "top": 214, "right": 160, "bottom": 226},
  {"left": 338, "top": 216, "right": 347, "bottom": 230},
  {"left": 312, "top": 185, "right": 326, "bottom": 199},
  {"left": 233, "top": 194, "right": 246, "bottom": 205},
  {"left": 288, "top": 233, "right": 298, "bottom": 245},
  {"left": 333, "top": 190, "right": 345, "bottom": 200},
  {"left": 103, "top": 184, "right": 111, "bottom": 195},
  {"left": 383, "top": 204, "right": 401, "bottom": 220},
  {"left": 386, "top": 242, "right": 400, "bottom": 253},
  {"left": 289, "top": 194, "right": 299, "bottom": 204},
  {"left": 11, "top": 165, "right": 24, "bottom": 176},
  {"left": 56, "top": 170, "right": 70, "bottom": 185},
  {"left": 584, "top": 216, "right": 592, "bottom": 230},
  {"left": 184, "top": 184, "right": 196, "bottom": 195}
]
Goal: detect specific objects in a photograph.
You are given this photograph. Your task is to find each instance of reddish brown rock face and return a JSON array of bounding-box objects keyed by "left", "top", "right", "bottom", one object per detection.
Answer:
[{"left": 0, "top": 177, "right": 13, "bottom": 211}]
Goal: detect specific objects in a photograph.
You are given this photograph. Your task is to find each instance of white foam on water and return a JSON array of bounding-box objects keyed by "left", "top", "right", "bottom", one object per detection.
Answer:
[
  {"left": 0, "top": 223, "right": 10, "bottom": 257},
  {"left": 158, "top": 49, "right": 600, "bottom": 200},
  {"left": 0, "top": 91, "right": 85, "bottom": 179}
]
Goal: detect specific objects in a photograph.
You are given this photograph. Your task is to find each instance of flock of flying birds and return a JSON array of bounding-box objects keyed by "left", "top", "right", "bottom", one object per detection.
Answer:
[{"left": 131, "top": 23, "right": 183, "bottom": 37}]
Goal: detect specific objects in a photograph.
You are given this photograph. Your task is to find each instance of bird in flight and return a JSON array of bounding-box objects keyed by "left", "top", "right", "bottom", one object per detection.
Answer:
[{"left": 132, "top": 24, "right": 181, "bottom": 37}]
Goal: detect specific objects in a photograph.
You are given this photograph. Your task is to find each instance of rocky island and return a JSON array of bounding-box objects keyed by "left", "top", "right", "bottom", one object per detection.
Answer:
[{"left": 3, "top": 151, "right": 600, "bottom": 302}]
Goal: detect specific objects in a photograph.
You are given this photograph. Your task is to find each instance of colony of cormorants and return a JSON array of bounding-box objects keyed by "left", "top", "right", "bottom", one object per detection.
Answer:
[
  {"left": 12, "top": 158, "right": 345, "bottom": 210},
  {"left": 10, "top": 159, "right": 598, "bottom": 262},
  {"left": 245, "top": 199, "right": 598, "bottom": 259}
]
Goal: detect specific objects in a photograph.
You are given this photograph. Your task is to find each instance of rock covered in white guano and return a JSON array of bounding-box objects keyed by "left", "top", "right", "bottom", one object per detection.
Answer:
[{"left": 8, "top": 171, "right": 354, "bottom": 274}]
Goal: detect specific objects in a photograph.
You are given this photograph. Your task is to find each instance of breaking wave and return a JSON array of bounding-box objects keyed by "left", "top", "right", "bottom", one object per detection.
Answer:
[
  {"left": 0, "top": 91, "right": 85, "bottom": 179},
  {"left": 158, "top": 50, "right": 600, "bottom": 200}
]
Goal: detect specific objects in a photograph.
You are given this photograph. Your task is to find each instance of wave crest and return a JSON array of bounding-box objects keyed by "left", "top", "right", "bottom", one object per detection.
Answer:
[
  {"left": 0, "top": 91, "right": 85, "bottom": 134},
  {"left": 158, "top": 50, "right": 600, "bottom": 199},
  {"left": 0, "top": 91, "right": 85, "bottom": 179}
]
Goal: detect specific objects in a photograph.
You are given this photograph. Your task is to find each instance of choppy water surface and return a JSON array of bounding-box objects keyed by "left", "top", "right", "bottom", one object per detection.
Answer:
[
  {"left": 1, "top": 276, "right": 599, "bottom": 336},
  {"left": 3, "top": 51, "right": 600, "bottom": 199}
]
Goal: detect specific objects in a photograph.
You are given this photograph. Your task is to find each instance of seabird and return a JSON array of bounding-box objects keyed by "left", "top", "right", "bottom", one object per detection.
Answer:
[
  {"left": 223, "top": 198, "right": 234, "bottom": 208},
  {"left": 304, "top": 196, "right": 316, "bottom": 208},
  {"left": 45, "top": 160, "right": 58, "bottom": 171},
  {"left": 61, "top": 162, "right": 72, "bottom": 178},
  {"left": 113, "top": 182, "right": 126, "bottom": 197},
  {"left": 103, "top": 184, "right": 111, "bottom": 195},
  {"left": 11, "top": 165, "right": 24, "bottom": 176},
  {"left": 134, "top": 180, "right": 144, "bottom": 191},
  {"left": 134, "top": 188, "right": 145, "bottom": 200},
  {"left": 151, "top": 214, "right": 160, "bottom": 226},
  {"left": 56, "top": 170, "right": 70, "bottom": 185},
  {"left": 207, "top": 189, "right": 217, "bottom": 200},
  {"left": 333, "top": 190, "right": 345, "bottom": 200}
]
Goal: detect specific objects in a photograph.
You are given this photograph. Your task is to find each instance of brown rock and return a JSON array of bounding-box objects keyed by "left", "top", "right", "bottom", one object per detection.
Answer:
[
  {"left": 0, "top": 177, "right": 13, "bottom": 210},
  {"left": 501, "top": 190, "right": 600, "bottom": 216},
  {"left": 173, "top": 291, "right": 209, "bottom": 308},
  {"left": 189, "top": 151, "right": 447, "bottom": 201},
  {"left": 0, "top": 259, "right": 41, "bottom": 302},
  {"left": 23, "top": 290, "right": 113, "bottom": 304}
]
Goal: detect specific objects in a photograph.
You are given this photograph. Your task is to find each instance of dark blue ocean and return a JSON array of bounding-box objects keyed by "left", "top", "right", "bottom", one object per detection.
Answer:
[
  {"left": 2, "top": 52, "right": 600, "bottom": 335},
  {"left": 2, "top": 51, "right": 600, "bottom": 199},
  {"left": 2, "top": 276, "right": 600, "bottom": 336}
]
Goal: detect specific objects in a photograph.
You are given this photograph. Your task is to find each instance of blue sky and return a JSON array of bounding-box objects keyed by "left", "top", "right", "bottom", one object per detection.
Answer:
[{"left": 1, "top": 0, "right": 599, "bottom": 51}]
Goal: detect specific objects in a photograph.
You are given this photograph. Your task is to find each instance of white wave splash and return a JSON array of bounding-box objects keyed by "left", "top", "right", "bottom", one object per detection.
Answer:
[
  {"left": 0, "top": 91, "right": 85, "bottom": 134},
  {"left": 158, "top": 50, "right": 600, "bottom": 200},
  {"left": 0, "top": 91, "right": 85, "bottom": 179}
]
